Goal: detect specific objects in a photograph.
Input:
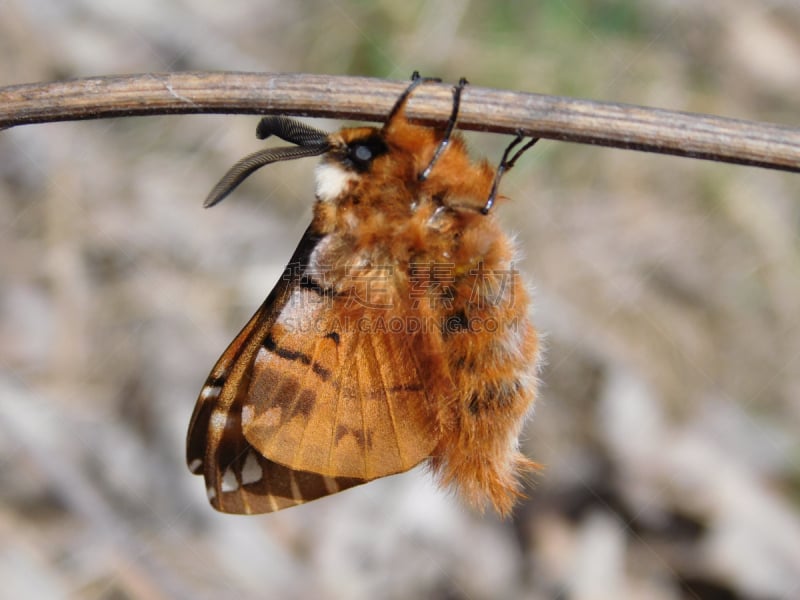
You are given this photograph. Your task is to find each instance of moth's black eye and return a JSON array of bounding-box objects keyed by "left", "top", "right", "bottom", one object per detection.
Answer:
[
  {"left": 344, "top": 135, "right": 387, "bottom": 172},
  {"left": 354, "top": 144, "right": 373, "bottom": 162}
]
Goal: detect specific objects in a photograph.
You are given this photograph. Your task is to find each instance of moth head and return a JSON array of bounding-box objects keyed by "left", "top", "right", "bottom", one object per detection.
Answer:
[
  {"left": 315, "top": 127, "right": 397, "bottom": 203},
  {"left": 204, "top": 75, "right": 536, "bottom": 215},
  {"left": 314, "top": 76, "right": 454, "bottom": 206}
]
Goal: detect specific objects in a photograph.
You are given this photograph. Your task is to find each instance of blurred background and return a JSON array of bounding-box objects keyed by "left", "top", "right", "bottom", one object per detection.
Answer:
[{"left": 1, "top": 1, "right": 799, "bottom": 598}]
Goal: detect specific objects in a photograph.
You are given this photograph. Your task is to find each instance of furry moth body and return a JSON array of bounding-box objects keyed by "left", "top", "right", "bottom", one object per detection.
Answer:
[{"left": 187, "top": 76, "right": 540, "bottom": 516}]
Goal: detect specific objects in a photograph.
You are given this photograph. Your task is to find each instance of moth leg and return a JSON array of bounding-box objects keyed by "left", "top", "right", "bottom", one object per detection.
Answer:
[
  {"left": 481, "top": 130, "right": 539, "bottom": 214},
  {"left": 418, "top": 77, "right": 469, "bottom": 182},
  {"left": 384, "top": 71, "right": 442, "bottom": 128}
]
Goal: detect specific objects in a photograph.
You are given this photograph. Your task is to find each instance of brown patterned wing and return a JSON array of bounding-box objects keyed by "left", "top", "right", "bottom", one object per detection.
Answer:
[
  {"left": 187, "top": 228, "right": 366, "bottom": 513},
  {"left": 188, "top": 363, "right": 366, "bottom": 514},
  {"left": 242, "top": 300, "right": 439, "bottom": 480},
  {"left": 186, "top": 227, "right": 439, "bottom": 513}
]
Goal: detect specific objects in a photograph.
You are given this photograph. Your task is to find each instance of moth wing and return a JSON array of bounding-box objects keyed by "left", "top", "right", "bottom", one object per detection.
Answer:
[
  {"left": 187, "top": 229, "right": 367, "bottom": 514},
  {"left": 188, "top": 356, "right": 366, "bottom": 514},
  {"left": 243, "top": 300, "right": 439, "bottom": 481}
]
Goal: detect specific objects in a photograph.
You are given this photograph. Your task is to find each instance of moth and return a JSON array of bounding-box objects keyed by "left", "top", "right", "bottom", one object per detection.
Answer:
[{"left": 187, "top": 74, "right": 540, "bottom": 516}]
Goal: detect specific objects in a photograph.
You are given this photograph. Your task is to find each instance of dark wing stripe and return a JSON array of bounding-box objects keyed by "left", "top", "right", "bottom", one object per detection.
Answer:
[
  {"left": 311, "top": 362, "right": 332, "bottom": 381},
  {"left": 262, "top": 333, "right": 332, "bottom": 382},
  {"left": 284, "top": 320, "right": 328, "bottom": 474},
  {"left": 286, "top": 312, "right": 338, "bottom": 472},
  {"left": 206, "top": 375, "right": 228, "bottom": 388},
  {"left": 263, "top": 334, "right": 311, "bottom": 365}
]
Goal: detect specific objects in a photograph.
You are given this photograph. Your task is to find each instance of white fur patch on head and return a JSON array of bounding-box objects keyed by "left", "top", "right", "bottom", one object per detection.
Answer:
[{"left": 315, "top": 162, "right": 355, "bottom": 202}]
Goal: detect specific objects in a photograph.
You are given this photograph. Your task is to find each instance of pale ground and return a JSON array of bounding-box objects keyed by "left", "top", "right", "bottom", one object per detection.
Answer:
[{"left": 1, "top": 1, "right": 799, "bottom": 599}]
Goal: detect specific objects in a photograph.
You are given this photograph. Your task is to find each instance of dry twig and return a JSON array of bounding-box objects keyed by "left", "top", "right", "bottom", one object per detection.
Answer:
[{"left": 1, "top": 71, "right": 799, "bottom": 172}]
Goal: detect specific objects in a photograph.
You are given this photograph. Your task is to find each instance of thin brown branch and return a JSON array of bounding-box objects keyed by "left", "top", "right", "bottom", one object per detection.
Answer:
[{"left": 1, "top": 71, "right": 798, "bottom": 172}]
